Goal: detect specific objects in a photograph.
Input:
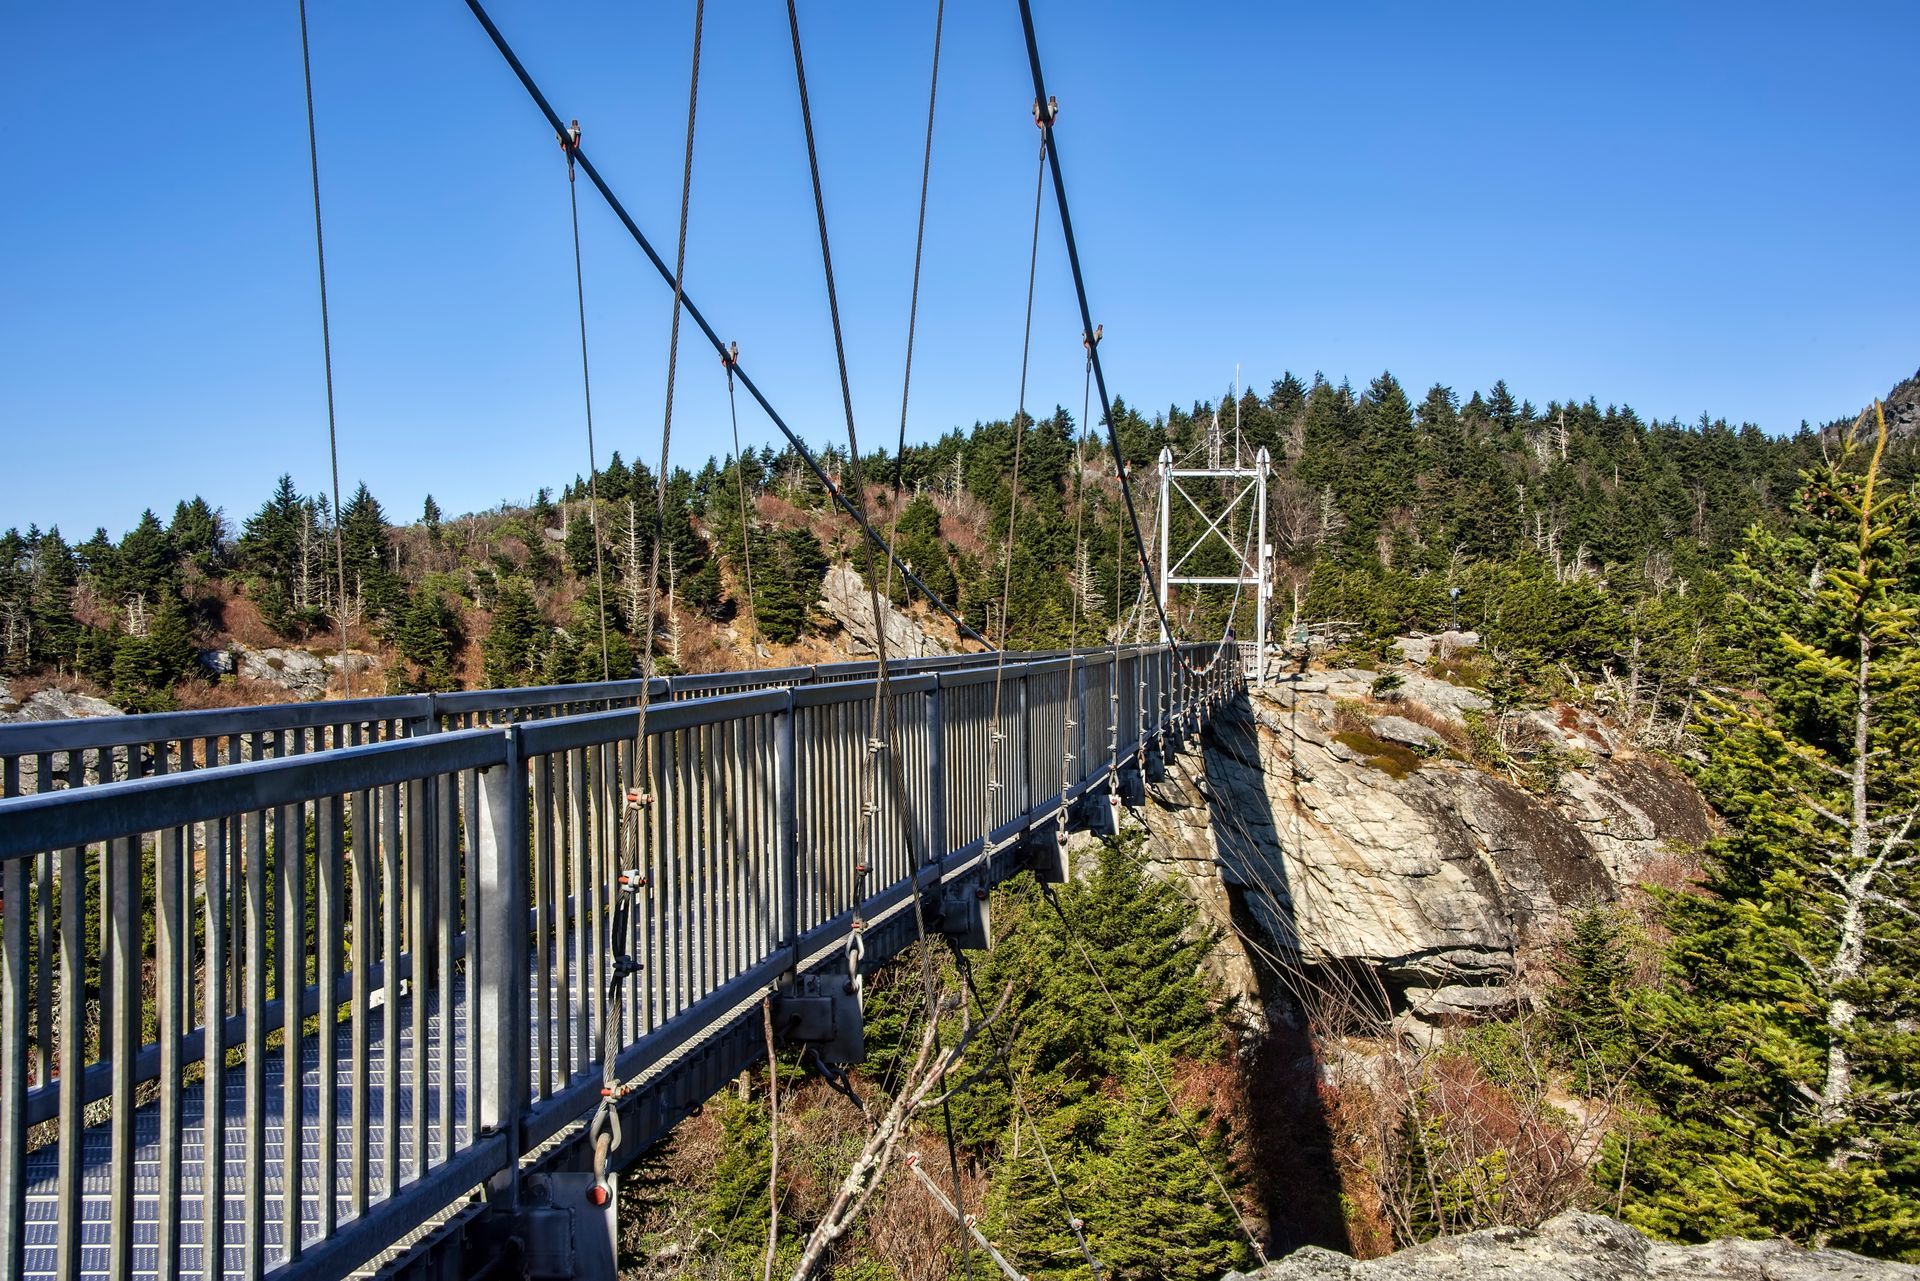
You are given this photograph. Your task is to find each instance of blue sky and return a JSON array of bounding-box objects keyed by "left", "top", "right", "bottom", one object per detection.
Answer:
[{"left": 3, "top": 2, "right": 1915, "bottom": 539}]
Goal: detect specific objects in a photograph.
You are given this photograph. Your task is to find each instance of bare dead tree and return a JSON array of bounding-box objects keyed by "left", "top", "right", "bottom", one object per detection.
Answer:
[{"left": 790, "top": 985, "right": 1010, "bottom": 1281}]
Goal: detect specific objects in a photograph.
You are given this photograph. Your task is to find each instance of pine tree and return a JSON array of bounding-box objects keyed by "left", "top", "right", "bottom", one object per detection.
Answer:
[
  {"left": 113, "top": 508, "right": 177, "bottom": 605},
  {"left": 1549, "top": 905, "right": 1632, "bottom": 1093},
  {"left": 422, "top": 494, "right": 443, "bottom": 543}
]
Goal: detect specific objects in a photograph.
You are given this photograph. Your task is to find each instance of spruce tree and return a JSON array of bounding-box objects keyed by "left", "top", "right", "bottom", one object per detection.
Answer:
[{"left": 1620, "top": 410, "right": 1920, "bottom": 1255}]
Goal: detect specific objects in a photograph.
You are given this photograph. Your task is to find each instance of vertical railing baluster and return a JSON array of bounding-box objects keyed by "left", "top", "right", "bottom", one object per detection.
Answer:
[
  {"left": 380, "top": 781, "right": 402, "bottom": 1204},
  {"left": 349, "top": 725, "right": 373, "bottom": 1219},
  {"left": 203, "top": 801, "right": 229, "bottom": 1281},
  {"left": 156, "top": 743, "right": 184, "bottom": 1281},
  {"left": 532, "top": 754, "right": 554, "bottom": 1099},
  {"left": 278, "top": 731, "right": 306, "bottom": 1263},
  {"left": 106, "top": 751, "right": 143, "bottom": 1281},
  {"left": 406, "top": 776, "right": 429, "bottom": 1183},
  {"left": 475, "top": 732, "right": 528, "bottom": 1179},
  {"left": 776, "top": 697, "right": 798, "bottom": 957},
  {"left": 0, "top": 836, "right": 26, "bottom": 1281},
  {"left": 437, "top": 773, "right": 457, "bottom": 1164},
  {"left": 55, "top": 841, "right": 84, "bottom": 1281},
  {"left": 317, "top": 791, "right": 344, "bottom": 1240}
]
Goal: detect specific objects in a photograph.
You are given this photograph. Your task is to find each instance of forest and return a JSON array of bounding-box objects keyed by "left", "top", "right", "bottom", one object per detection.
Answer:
[{"left": 6, "top": 368, "right": 1920, "bottom": 1275}]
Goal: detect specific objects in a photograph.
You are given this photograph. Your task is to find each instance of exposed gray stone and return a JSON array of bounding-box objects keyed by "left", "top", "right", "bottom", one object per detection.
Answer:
[
  {"left": 1371, "top": 715, "right": 1447, "bottom": 752},
  {"left": 0, "top": 681, "right": 123, "bottom": 724},
  {"left": 1133, "top": 672, "right": 1713, "bottom": 1001},
  {"left": 1406, "top": 983, "right": 1520, "bottom": 1022},
  {"left": 820, "top": 564, "right": 949, "bottom": 659},
  {"left": 198, "top": 647, "right": 236, "bottom": 676},
  {"left": 1224, "top": 1210, "right": 1919, "bottom": 1281}
]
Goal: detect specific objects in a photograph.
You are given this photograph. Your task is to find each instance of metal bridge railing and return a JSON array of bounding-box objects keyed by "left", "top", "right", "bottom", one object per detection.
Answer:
[{"left": 0, "top": 642, "right": 1239, "bottom": 1281}]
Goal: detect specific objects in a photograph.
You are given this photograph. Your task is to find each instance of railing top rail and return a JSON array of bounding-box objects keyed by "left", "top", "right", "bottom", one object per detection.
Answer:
[
  {"left": 0, "top": 725, "right": 507, "bottom": 862},
  {"left": 0, "top": 644, "right": 1186, "bottom": 762},
  {"left": 0, "top": 692, "right": 434, "bottom": 755}
]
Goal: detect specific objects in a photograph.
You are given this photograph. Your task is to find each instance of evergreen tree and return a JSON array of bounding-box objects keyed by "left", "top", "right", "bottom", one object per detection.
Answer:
[
  {"left": 340, "top": 482, "right": 404, "bottom": 621},
  {"left": 391, "top": 587, "right": 463, "bottom": 691},
  {"left": 1619, "top": 413, "right": 1920, "bottom": 1254},
  {"left": 422, "top": 494, "right": 443, "bottom": 543},
  {"left": 168, "top": 497, "right": 227, "bottom": 575},
  {"left": 113, "top": 508, "right": 177, "bottom": 603},
  {"left": 481, "top": 577, "right": 545, "bottom": 687}
]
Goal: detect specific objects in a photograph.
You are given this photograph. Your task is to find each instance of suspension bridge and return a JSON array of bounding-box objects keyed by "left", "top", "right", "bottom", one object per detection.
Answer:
[{"left": 0, "top": 1, "right": 1277, "bottom": 1277}]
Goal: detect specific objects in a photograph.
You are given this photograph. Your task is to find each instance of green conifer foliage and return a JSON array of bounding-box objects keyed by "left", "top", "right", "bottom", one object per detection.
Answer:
[
  {"left": 481, "top": 578, "right": 546, "bottom": 688},
  {"left": 1620, "top": 413, "right": 1920, "bottom": 1255}
]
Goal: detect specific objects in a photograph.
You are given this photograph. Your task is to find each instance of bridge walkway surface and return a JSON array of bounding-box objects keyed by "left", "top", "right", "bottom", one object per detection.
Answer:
[{"left": 0, "top": 642, "right": 1243, "bottom": 1280}]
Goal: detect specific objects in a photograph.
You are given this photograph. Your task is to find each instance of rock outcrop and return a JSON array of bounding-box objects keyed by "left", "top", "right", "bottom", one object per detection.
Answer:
[
  {"left": 230, "top": 643, "right": 375, "bottom": 698},
  {"left": 820, "top": 564, "right": 950, "bottom": 659},
  {"left": 0, "top": 680, "right": 122, "bottom": 724},
  {"left": 1135, "top": 665, "right": 1713, "bottom": 1018},
  {"left": 1225, "top": 1211, "right": 1917, "bottom": 1281}
]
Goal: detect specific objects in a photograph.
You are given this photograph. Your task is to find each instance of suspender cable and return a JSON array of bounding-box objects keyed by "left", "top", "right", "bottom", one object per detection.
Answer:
[
  {"left": 782, "top": 5, "right": 972, "bottom": 1275},
  {"left": 562, "top": 121, "right": 613, "bottom": 681},
  {"left": 588, "top": 0, "right": 704, "bottom": 1199},
  {"left": 983, "top": 132, "right": 1049, "bottom": 839},
  {"left": 461, "top": 0, "right": 988, "bottom": 649},
  {"left": 880, "top": 0, "right": 946, "bottom": 612},
  {"left": 723, "top": 345, "right": 757, "bottom": 646},
  {"left": 1013, "top": 0, "right": 1213, "bottom": 674},
  {"left": 295, "top": 0, "right": 351, "bottom": 700}
]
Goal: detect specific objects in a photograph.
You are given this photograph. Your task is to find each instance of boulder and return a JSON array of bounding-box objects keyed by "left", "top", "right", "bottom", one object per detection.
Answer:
[
  {"left": 820, "top": 564, "right": 949, "bottom": 659},
  {"left": 198, "top": 648, "right": 236, "bottom": 676},
  {"left": 0, "top": 681, "right": 123, "bottom": 724},
  {"left": 1405, "top": 983, "right": 1520, "bottom": 1023},
  {"left": 1392, "top": 635, "right": 1435, "bottom": 666},
  {"left": 1224, "top": 1210, "right": 1919, "bottom": 1281},
  {"left": 1370, "top": 715, "right": 1447, "bottom": 753},
  {"left": 235, "top": 645, "right": 331, "bottom": 697}
]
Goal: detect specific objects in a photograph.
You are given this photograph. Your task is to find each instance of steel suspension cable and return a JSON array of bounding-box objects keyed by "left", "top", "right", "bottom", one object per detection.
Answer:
[
  {"left": 783, "top": 4, "right": 970, "bottom": 1273},
  {"left": 1057, "top": 338, "right": 1095, "bottom": 817},
  {"left": 1013, "top": 0, "right": 1227, "bottom": 675},
  {"left": 983, "top": 134, "right": 1050, "bottom": 839},
  {"left": 295, "top": 0, "right": 351, "bottom": 700},
  {"left": 723, "top": 346, "right": 757, "bottom": 646},
  {"left": 880, "top": 0, "right": 946, "bottom": 615},
  {"left": 588, "top": 0, "right": 704, "bottom": 1193},
  {"left": 462, "top": 0, "right": 987, "bottom": 649},
  {"left": 563, "top": 122, "right": 613, "bottom": 681}
]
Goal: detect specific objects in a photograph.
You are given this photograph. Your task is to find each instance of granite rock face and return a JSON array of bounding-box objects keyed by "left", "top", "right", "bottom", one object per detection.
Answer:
[
  {"left": 1224, "top": 1211, "right": 1919, "bottom": 1281},
  {"left": 1134, "top": 668, "right": 1713, "bottom": 1014}
]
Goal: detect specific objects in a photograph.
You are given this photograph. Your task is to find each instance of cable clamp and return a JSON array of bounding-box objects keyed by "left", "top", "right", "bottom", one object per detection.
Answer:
[
  {"left": 1032, "top": 95, "right": 1058, "bottom": 128},
  {"left": 619, "top": 869, "right": 647, "bottom": 892},
  {"left": 723, "top": 339, "right": 739, "bottom": 370},
  {"left": 1082, "top": 322, "right": 1102, "bottom": 349},
  {"left": 867, "top": 737, "right": 888, "bottom": 754},
  {"left": 624, "top": 788, "right": 654, "bottom": 812}
]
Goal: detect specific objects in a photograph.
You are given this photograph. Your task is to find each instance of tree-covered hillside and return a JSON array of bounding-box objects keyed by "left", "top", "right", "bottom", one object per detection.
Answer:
[{"left": 2, "top": 368, "right": 1911, "bottom": 716}]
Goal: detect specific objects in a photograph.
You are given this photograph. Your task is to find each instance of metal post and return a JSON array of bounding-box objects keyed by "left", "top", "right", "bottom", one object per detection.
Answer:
[
  {"left": 1157, "top": 446, "right": 1173, "bottom": 643},
  {"left": 1255, "top": 445, "right": 1270, "bottom": 688},
  {"left": 477, "top": 730, "right": 529, "bottom": 1193}
]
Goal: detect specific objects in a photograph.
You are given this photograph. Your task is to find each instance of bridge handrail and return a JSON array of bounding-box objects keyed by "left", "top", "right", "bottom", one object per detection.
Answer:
[{"left": 0, "top": 639, "right": 1238, "bottom": 1281}]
